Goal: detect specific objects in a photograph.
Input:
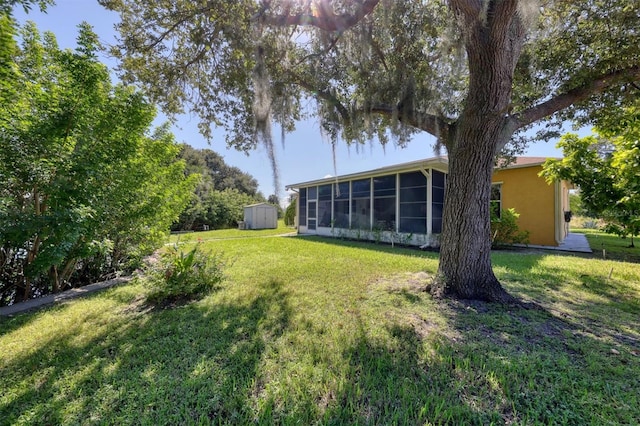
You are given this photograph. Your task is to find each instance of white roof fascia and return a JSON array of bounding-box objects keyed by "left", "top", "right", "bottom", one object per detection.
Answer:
[{"left": 285, "top": 156, "right": 449, "bottom": 190}]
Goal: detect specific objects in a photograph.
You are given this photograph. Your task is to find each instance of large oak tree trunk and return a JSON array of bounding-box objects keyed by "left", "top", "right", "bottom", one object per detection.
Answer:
[
  {"left": 433, "top": 115, "right": 516, "bottom": 303},
  {"left": 431, "top": 2, "right": 525, "bottom": 302}
]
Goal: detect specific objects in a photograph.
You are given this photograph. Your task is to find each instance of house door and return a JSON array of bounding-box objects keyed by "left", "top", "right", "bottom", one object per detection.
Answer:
[{"left": 308, "top": 200, "right": 317, "bottom": 230}]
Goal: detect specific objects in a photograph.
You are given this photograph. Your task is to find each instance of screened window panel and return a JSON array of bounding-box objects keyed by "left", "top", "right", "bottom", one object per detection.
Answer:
[
  {"left": 432, "top": 186, "right": 445, "bottom": 204},
  {"left": 333, "top": 200, "right": 349, "bottom": 228},
  {"left": 400, "top": 203, "right": 427, "bottom": 218},
  {"left": 432, "top": 203, "right": 444, "bottom": 234},
  {"left": 432, "top": 202, "right": 443, "bottom": 219},
  {"left": 299, "top": 188, "right": 307, "bottom": 225},
  {"left": 374, "top": 175, "right": 396, "bottom": 197},
  {"left": 431, "top": 170, "right": 446, "bottom": 235},
  {"left": 308, "top": 186, "right": 317, "bottom": 200},
  {"left": 432, "top": 218, "right": 442, "bottom": 234},
  {"left": 351, "top": 198, "right": 370, "bottom": 229},
  {"left": 352, "top": 179, "right": 371, "bottom": 198},
  {"left": 334, "top": 182, "right": 349, "bottom": 200},
  {"left": 307, "top": 198, "right": 318, "bottom": 229},
  {"left": 373, "top": 175, "right": 396, "bottom": 229},
  {"left": 318, "top": 200, "right": 332, "bottom": 227},
  {"left": 400, "top": 171, "right": 426, "bottom": 188},
  {"left": 373, "top": 197, "right": 396, "bottom": 230},
  {"left": 432, "top": 170, "right": 446, "bottom": 189},
  {"left": 400, "top": 187, "right": 427, "bottom": 203},
  {"left": 399, "top": 171, "right": 427, "bottom": 234},
  {"left": 318, "top": 184, "right": 332, "bottom": 201},
  {"left": 400, "top": 218, "right": 426, "bottom": 234}
]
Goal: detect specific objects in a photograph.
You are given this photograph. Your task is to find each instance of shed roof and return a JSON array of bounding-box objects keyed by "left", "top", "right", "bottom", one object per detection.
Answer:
[{"left": 244, "top": 202, "right": 277, "bottom": 208}]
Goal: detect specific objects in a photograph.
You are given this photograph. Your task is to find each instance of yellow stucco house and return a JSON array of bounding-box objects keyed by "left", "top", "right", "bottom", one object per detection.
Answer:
[
  {"left": 492, "top": 157, "right": 572, "bottom": 246},
  {"left": 286, "top": 156, "right": 572, "bottom": 248}
]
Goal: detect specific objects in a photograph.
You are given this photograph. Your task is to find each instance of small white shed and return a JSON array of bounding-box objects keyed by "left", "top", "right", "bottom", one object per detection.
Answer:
[{"left": 243, "top": 203, "right": 278, "bottom": 229}]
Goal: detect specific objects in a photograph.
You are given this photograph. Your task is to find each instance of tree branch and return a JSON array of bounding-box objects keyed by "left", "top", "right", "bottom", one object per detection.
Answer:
[
  {"left": 259, "top": 0, "right": 380, "bottom": 32},
  {"left": 368, "top": 103, "right": 451, "bottom": 139},
  {"left": 285, "top": 71, "right": 350, "bottom": 121},
  {"left": 286, "top": 70, "right": 450, "bottom": 140},
  {"left": 449, "top": 0, "right": 482, "bottom": 20},
  {"left": 295, "top": 34, "right": 341, "bottom": 67},
  {"left": 513, "top": 66, "right": 640, "bottom": 130}
]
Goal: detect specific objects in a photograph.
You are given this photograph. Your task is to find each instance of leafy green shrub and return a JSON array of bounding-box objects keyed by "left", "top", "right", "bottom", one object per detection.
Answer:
[
  {"left": 490, "top": 208, "right": 530, "bottom": 248},
  {"left": 144, "top": 243, "right": 226, "bottom": 304},
  {"left": 573, "top": 216, "right": 602, "bottom": 229},
  {"left": 284, "top": 200, "right": 296, "bottom": 226},
  {"left": 602, "top": 222, "right": 638, "bottom": 248}
]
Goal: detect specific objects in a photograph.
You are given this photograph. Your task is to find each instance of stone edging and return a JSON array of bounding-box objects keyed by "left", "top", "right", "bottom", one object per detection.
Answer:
[{"left": 0, "top": 277, "right": 132, "bottom": 317}]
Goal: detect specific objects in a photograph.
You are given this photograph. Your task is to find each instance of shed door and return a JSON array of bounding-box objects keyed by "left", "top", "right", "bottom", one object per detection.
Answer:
[{"left": 258, "top": 206, "right": 267, "bottom": 228}]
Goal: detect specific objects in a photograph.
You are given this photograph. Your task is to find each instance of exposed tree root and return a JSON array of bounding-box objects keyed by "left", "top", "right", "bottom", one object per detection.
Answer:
[{"left": 427, "top": 274, "right": 541, "bottom": 309}]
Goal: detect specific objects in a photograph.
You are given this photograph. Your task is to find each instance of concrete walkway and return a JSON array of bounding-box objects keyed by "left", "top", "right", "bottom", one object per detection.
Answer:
[
  {"left": 516, "top": 233, "right": 592, "bottom": 253},
  {"left": 557, "top": 233, "right": 593, "bottom": 253},
  {"left": 0, "top": 277, "right": 131, "bottom": 317}
]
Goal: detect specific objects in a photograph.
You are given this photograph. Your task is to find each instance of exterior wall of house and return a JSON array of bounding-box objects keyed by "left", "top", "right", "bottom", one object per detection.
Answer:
[
  {"left": 491, "top": 165, "right": 558, "bottom": 246},
  {"left": 291, "top": 158, "right": 569, "bottom": 248}
]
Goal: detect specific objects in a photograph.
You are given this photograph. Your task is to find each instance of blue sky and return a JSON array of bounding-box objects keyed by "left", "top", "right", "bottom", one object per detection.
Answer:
[{"left": 14, "top": 0, "right": 586, "bottom": 198}]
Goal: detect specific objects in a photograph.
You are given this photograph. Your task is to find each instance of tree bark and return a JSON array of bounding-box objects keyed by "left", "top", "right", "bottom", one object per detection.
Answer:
[
  {"left": 431, "top": 0, "right": 524, "bottom": 303},
  {"left": 433, "top": 115, "right": 517, "bottom": 303}
]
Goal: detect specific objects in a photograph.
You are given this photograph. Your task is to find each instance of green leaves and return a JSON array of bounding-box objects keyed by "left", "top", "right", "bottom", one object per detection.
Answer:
[
  {"left": 172, "top": 145, "right": 263, "bottom": 231},
  {"left": 541, "top": 121, "right": 640, "bottom": 243},
  {"left": 100, "top": 1, "right": 640, "bottom": 149},
  {"left": 0, "top": 0, "right": 53, "bottom": 14},
  {"left": 0, "top": 22, "right": 196, "bottom": 304},
  {"left": 144, "top": 243, "right": 226, "bottom": 304},
  {"left": 490, "top": 208, "right": 530, "bottom": 248}
]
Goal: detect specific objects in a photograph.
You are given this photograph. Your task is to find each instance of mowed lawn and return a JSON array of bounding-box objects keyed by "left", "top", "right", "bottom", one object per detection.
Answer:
[
  {"left": 168, "top": 220, "right": 294, "bottom": 244},
  {"left": 1, "top": 232, "right": 639, "bottom": 425}
]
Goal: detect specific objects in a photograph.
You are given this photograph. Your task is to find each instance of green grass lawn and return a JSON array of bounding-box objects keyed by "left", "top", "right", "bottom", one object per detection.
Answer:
[
  {"left": 573, "top": 227, "right": 640, "bottom": 263},
  {"left": 168, "top": 219, "right": 293, "bottom": 244},
  {"left": 1, "top": 234, "right": 639, "bottom": 425}
]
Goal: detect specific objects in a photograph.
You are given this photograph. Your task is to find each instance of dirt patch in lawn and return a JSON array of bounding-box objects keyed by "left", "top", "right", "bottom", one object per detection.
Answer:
[{"left": 370, "top": 271, "right": 432, "bottom": 294}]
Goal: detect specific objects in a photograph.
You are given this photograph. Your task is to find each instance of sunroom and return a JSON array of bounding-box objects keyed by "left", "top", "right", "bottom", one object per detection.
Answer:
[{"left": 286, "top": 157, "right": 449, "bottom": 247}]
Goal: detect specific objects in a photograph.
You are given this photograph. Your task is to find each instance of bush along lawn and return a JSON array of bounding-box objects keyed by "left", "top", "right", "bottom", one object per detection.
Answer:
[{"left": 1, "top": 234, "right": 639, "bottom": 425}]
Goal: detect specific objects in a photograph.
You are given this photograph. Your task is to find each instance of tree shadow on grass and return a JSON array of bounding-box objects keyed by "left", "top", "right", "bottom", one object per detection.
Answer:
[
  {"left": 491, "top": 253, "right": 640, "bottom": 349},
  {"left": 319, "top": 288, "right": 639, "bottom": 424},
  {"left": 320, "top": 321, "right": 508, "bottom": 425},
  {"left": 297, "top": 236, "right": 639, "bottom": 350},
  {"left": 0, "top": 279, "right": 291, "bottom": 425},
  {"left": 438, "top": 298, "right": 639, "bottom": 424},
  {"left": 291, "top": 235, "right": 440, "bottom": 258}
]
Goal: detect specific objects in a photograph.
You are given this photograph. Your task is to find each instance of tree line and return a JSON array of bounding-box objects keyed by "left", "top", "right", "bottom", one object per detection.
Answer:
[{"left": 172, "top": 144, "right": 275, "bottom": 232}]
